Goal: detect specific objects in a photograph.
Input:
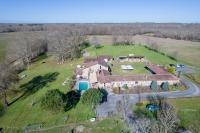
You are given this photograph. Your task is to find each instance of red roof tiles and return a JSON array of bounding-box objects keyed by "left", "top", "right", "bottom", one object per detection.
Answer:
[
  {"left": 97, "top": 73, "right": 178, "bottom": 83},
  {"left": 146, "top": 64, "right": 167, "bottom": 74}
]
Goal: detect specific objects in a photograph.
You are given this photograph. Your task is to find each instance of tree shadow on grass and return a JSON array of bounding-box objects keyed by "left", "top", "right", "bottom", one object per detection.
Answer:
[
  {"left": 64, "top": 90, "right": 80, "bottom": 111},
  {"left": 100, "top": 88, "right": 108, "bottom": 103},
  {"left": 9, "top": 72, "right": 59, "bottom": 106}
]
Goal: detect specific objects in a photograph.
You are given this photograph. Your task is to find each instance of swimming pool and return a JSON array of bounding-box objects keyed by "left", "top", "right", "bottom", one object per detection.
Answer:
[
  {"left": 146, "top": 104, "right": 160, "bottom": 111},
  {"left": 78, "top": 81, "right": 89, "bottom": 91}
]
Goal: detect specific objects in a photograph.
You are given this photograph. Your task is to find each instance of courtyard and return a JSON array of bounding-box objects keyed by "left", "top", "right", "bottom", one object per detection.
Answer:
[{"left": 111, "top": 61, "right": 149, "bottom": 75}]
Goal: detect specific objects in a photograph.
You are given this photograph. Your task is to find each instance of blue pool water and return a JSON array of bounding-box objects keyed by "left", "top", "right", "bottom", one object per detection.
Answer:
[
  {"left": 146, "top": 104, "right": 160, "bottom": 111},
  {"left": 78, "top": 81, "right": 89, "bottom": 91}
]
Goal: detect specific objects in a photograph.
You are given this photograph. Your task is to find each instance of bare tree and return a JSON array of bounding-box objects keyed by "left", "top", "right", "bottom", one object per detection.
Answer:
[
  {"left": 158, "top": 104, "right": 178, "bottom": 133},
  {"left": 47, "top": 30, "right": 85, "bottom": 64},
  {"left": 91, "top": 36, "right": 102, "bottom": 48},
  {"left": 112, "top": 35, "right": 118, "bottom": 45},
  {"left": 146, "top": 95, "right": 178, "bottom": 133},
  {"left": 0, "top": 62, "right": 18, "bottom": 106},
  {"left": 7, "top": 32, "right": 48, "bottom": 69},
  {"left": 131, "top": 118, "right": 152, "bottom": 133}
]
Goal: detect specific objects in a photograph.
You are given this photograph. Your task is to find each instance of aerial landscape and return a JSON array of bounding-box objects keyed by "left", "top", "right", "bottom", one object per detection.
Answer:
[{"left": 0, "top": 0, "right": 200, "bottom": 133}]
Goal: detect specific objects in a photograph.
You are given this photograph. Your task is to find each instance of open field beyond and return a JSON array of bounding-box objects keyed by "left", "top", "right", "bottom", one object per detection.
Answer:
[
  {"left": 88, "top": 35, "right": 200, "bottom": 67},
  {"left": 0, "top": 40, "right": 6, "bottom": 61},
  {"left": 169, "top": 97, "right": 200, "bottom": 133}
]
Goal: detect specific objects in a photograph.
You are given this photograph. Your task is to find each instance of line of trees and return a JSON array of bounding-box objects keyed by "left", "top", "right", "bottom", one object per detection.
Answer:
[
  {"left": 0, "top": 62, "right": 18, "bottom": 106},
  {"left": 6, "top": 29, "right": 88, "bottom": 67},
  {"left": 1, "top": 23, "right": 200, "bottom": 41}
]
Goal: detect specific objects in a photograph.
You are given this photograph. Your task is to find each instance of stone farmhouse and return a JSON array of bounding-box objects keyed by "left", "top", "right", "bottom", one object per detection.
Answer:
[{"left": 76, "top": 55, "right": 179, "bottom": 91}]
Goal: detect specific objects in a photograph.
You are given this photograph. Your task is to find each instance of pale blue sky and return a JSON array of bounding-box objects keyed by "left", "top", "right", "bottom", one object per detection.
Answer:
[{"left": 0, "top": 0, "right": 199, "bottom": 23}]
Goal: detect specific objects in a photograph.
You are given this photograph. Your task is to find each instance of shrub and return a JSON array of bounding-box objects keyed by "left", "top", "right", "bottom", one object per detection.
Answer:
[
  {"left": 0, "top": 102, "right": 6, "bottom": 117},
  {"left": 134, "top": 107, "right": 155, "bottom": 119},
  {"left": 94, "top": 44, "right": 102, "bottom": 49},
  {"left": 65, "top": 90, "right": 80, "bottom": 111},
  {"left": 81, "top": 41, "right": 90, "bottom": 50},
  {"left": 41, "top": 89, "right": 65, "bottom": 112},
  {"left": 123, "top": 84, "right": 128, "bottom": 90},
  {"left": 150, "top": 80, "right": 158, "bottom": 91},
  {"left": 81, "top": 88, "right": 103, "bottom": 107},
  {"left": 161, "top": 82, "right": 169, "bottom": 91},
  {"left": 108, "top": 66, "right": 112, "bottom": 74},
  {"left": 167, "top": 66, "right": 176, "bottom": 74}
]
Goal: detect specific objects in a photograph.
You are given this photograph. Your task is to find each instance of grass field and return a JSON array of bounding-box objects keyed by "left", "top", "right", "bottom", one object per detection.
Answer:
[
  {"left": 0, "top": 40, "right": 6, "bottom": 61},
  {"left": 111, "top": 62, "right": 149, "bottom": 75},
  {"left": 18, "top": 118, "right": 126, "bottom": 133},
  {"left": 0, "top": 44, "right": 177, "bottom": 132},
  {"left": 88, "top": 35, "right": 200, "bottom": 86},
  {"left": 169, "top": 97, "right": 200, "bottom": 133},
  {"left": 86, "top": 45, "right": 177, "bottom": 65},
  {"left": 133, "top": 97, "right": 200, "bottom": 132},
  {"left": 0, "top": 56, "right": 95, "bottom": 129},
  {"left": 88, "top": 35, "right": 200, "bottom": 67}
]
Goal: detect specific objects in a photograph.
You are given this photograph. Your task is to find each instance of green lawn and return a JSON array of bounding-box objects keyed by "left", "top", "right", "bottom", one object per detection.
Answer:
[
  {"left": 111, "top": 61, "right": 149, "bottom": 75},
  {"left": 169, "top": 97, "right": 200, "bottom": 133},
  {"left": 86, "top": 45, "right": 177, "bottom": 65},
  {"left": 0, "top": 57, "right": 95, "bottom": 129},
  {"left": 16, "top": 118, "right": 126, "bottom": 133},
  {"left": 0, "top": 44, "right": 178, "bottom": 131}
]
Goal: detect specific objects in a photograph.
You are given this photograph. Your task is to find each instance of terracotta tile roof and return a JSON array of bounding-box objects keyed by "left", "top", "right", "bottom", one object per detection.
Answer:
[
  {"left": 84, "top": 55, "right": 113, "bottom": 63},
  {"left": 75, "top": 68, "right": 83, "bottom": 75},
  {"left": 97, "top": 55, "right": 113, "bottom": 61},
  {"left": 84, "top": 58, "right": 97, "bottom": 63},
  {"left": 119, "top": 55, "right": 144, "bottom": 59},
  {"left": 97, "top": 74, "right": 178, "bottom": 83},
  {"left": 84, "top": 61, "right": 99, "bottom": 67},
  {"left": 98, "top": 69, "right": 111, "bottom": 76},
  {"left": 83, "top": 55, "right": 112, "bottom": 68},
  {"left": 128, "top": 55, "right": 144, "bottom": 59},
  {"left": 146, "top": 64, "right": 167, "bottom": 74}
]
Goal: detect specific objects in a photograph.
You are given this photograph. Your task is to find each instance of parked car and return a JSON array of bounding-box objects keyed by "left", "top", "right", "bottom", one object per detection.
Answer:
[
  {"left": 180, "top": 64, "right": 185, "bottom": 68},
  {"left": 176, "top": 64, "right": 184, "bottom": 68},
  {"left": 169, "top": 64, "right": 175, "bottom": 67}
]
